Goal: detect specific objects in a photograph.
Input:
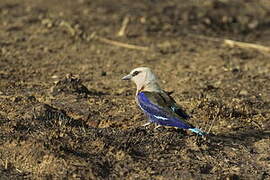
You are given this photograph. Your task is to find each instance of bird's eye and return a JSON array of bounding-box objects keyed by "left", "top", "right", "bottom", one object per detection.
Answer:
[{"left": 132, "top": 71, "right": 140, "bottom": 76}]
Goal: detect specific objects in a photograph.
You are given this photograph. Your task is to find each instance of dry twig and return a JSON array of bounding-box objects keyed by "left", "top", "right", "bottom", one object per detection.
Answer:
[
  {"left": 90, "top": 33, "right": 149, "bottom": 51},
  {"left": 188, "top": 34, "right": 270, "bottom": 54},
  {"left": 117, "top": 16, "right": 130, "bottom": 37},
  {"left": 224, "top": 39, "right": 270, "bottom": 53}
]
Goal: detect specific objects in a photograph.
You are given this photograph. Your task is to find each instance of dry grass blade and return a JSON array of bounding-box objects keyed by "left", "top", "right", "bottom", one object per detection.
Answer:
[{"left": 207, "top": 108, "right": 220, "bottom": 134}]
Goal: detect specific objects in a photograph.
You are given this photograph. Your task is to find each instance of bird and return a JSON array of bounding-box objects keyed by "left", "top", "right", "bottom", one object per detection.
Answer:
[{"left": 122, "top": 67, "right": 206, "bottom": 136}]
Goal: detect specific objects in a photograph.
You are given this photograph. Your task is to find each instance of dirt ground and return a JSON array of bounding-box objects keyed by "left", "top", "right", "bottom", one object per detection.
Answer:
[{"left": 0, "top": 0, "right": 270, "bottom": 179}]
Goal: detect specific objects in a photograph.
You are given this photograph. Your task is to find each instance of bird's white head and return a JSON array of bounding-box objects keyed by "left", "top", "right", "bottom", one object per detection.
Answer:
[{"left": 122, "top": 67, "right": 161, "bottom": 93}]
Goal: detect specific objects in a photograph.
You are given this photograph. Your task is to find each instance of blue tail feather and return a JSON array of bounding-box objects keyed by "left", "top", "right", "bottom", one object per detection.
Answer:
[{"left": 189, "top": 128, "right": 206, "bottom": 136}]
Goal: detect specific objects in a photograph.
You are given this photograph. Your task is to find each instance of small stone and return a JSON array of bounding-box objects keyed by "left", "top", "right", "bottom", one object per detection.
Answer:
[
  {"left": 51, "top": 75, "right": 58, "bottom": 79},
  {"left": 239, "top": 89, "right": 248, "bottom": 96},
  {"left": 41, "top": 18, "right": 53, "bottom": 28}
]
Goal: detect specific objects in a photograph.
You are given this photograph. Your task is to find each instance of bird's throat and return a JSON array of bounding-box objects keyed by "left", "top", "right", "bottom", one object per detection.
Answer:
[{"left": 137, "top": 82, "right": 161, "bottom": 94}]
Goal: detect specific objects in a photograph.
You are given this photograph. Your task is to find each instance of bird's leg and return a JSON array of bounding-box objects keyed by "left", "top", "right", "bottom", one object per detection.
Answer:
[
  {"left": 142, "top": 122, "right": 152, "bottom": 127},
  {"left": 154, "top": 124, "right": 162, "bottom": 129}
]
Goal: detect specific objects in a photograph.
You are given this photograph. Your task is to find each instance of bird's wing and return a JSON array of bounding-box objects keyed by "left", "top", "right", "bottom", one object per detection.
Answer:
[
  {"left": 137, "top": 91, "right": 194, "bottom": 129},
  {"left": 162, "top": 91, "right": 190, "bottom": 119},
  {"left": 137, "top": 91, "right": 171, "bottom": 118},
  {"left": 140, "top": 91, "right": 190, "bottom": 119}
]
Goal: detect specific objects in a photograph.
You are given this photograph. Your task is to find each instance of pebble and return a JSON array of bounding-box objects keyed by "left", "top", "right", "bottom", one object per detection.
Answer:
[{"left": 239, "top": 89, "right": 248, "bottom": 96}]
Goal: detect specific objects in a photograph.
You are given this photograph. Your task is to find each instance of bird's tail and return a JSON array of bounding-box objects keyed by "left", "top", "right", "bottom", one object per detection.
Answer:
[{"left": 188, "top": 128, "right": 207, "bottom": 136}]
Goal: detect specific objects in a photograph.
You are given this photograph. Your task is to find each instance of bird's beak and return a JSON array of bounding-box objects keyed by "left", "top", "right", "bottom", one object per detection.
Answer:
[{"left": 121, "top": 74, "right": 132, "bottom": 80}]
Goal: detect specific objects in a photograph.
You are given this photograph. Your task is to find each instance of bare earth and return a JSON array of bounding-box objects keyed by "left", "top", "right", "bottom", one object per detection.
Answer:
[{"left": 0, "top": 0, "right": 270, "bottom": 179}]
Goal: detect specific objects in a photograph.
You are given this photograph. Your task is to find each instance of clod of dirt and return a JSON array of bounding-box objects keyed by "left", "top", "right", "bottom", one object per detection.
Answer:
[
  {"left": 34, "top": 104, "right": 71, "bottom": 124},
  {"left": 51, "top": 74, "right": 90, "bottom": 97},
  {"left": 33, "top": 103, "right": 89, "bottom": 128}
]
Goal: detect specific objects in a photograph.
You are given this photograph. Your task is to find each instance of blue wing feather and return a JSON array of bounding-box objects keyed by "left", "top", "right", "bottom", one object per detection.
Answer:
[{"left": 137, "top": 92, "right": 193, "bottom": 129}]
